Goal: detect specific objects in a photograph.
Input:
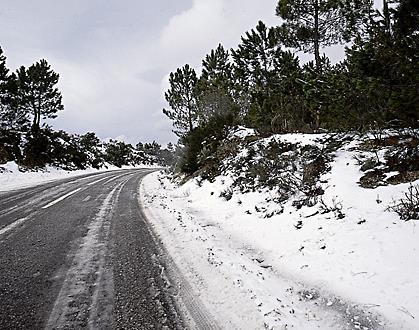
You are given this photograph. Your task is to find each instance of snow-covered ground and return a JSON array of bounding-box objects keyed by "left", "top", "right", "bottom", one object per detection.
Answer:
[
  {"left": 140, "top": 133, "right": 419, "bottom": 329},
  {"left": 0, "top": 161, "right": 157, "bottom": 192}
]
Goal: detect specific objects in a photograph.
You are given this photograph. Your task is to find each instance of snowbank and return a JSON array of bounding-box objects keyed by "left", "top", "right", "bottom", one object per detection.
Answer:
[
  {"left": 0, "top": 161, "right": 158, "bottom": 192},
  {"left": 140, "top": 133, "right": 419, "bottom": 329}
]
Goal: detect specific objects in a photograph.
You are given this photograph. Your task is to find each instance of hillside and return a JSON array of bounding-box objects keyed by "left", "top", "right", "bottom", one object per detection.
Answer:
[{"left": 140, "top": 128, "right": 419, "bottom": 329}]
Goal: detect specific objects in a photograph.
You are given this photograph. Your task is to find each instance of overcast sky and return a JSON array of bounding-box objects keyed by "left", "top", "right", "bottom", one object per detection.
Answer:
[{"left": 0, "top": 0, "right": 347, "bottom": 145}]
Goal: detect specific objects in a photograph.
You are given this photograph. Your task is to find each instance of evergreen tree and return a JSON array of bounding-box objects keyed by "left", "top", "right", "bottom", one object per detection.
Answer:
[
  {"left": 199, "top": 44, "right": 233, "bottom": 92},
  {"left": 135, "top": 141, "right": 144, "bottom": 151},
  {"left": 163, "top": 64, "right": 198, "bottom": 138},
  {"left": 345, "top": 0, "right": 418, "bottom": 128},
  {"left": 197, "top": 44, "right": 239, "bottom": 126},
  {"left": 0, "top": 47, "right": 14, "bottom": 130},
  {"left": 0, "top": 73, "right": 30, "bottom": 132},
  {"left": 0, "top": 47, "right": 8, "bottom": 88},
  {"left": 0, "top": 47, "right": 11, "bottom": 130},
  {"left": 143, "top": 141, "right": 161, "bottom": 156},
  {"left": 104, "top": 140, "right": 134, "bottom": 167},
  {"left": 232, "top": 21, "right": 303, "bottom": 131},
  {"left": 15, "top": 59, "right": 64, "bottom": 134},
  {"left": 231, "top": 21, "right": 283, "bottom": 130},
  {"left": 232, "top": 21, "right": 283, "bottom": 91},
  {"left": 78, "top": 132, "right": 104, "bottom": 168},
  {"left": 276, "top": 0, "right": 372, "bottom": 70},
  {"left": 0, "top": 48, "right": 29, "bottom": 164}
]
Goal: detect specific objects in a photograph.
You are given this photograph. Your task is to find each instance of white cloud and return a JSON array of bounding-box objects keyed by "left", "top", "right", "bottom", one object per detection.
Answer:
[
  {"left": 158, "top": 0, "right": 278, "bottom": 71},
  {"left": 1, "top": 0, "right": 283, "bottom": 145}
]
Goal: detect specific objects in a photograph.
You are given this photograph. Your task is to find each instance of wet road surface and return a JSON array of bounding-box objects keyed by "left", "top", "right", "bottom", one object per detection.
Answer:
[{"left": 0, "top": 169, "right": 185, "bottom": 329}]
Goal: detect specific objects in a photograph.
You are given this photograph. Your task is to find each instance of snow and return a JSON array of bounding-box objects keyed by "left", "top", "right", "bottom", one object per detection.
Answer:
[
  {"left": 140, "top": 133, "right": 419, "bottom": 329},
  {"left": 46, "top": 183, "right": 121, "bottom": 328},
  {"left": 0, "top": 161, "right": 158, "bottom": 192},
  {"left": 229, "top": 126, "right": 257, "bottom": 139},
  {"left": 0, "top": 217, "right": 27, "bottom": 236},
  {"left": 269, "top": 132, "right": 329, "bottom": 146}
]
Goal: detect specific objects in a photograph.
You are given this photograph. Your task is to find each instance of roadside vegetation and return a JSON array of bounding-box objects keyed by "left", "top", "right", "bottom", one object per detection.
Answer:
[
  {"left": 0, "top": 51, "right": 174, "bottom": 170},
  {"left": 162, "top": 0, "right": 418, "bottom": 221}
]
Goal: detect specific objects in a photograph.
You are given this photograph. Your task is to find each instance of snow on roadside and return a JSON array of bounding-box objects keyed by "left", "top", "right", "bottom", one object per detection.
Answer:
[
  {"left": 0, "top": 161, "right": 157, "bottom": 192},
  {"left": 140, "top": 133, "right": 419, "bottom": 329}
]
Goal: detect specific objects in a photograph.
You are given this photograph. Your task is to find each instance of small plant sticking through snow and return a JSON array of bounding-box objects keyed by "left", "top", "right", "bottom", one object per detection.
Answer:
[
  {"left": 387, "top": 184, "right": 419, "bottom": 221},
  {"left": 319, "top": 197, "right": 345, "bottom": 220},
  {"left": 219, "top": 188, "right": 233, "bottom": 201}
]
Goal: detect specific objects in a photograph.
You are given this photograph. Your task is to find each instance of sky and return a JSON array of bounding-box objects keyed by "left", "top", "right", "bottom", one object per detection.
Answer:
[{"left": 0, "top": 0, "right": 347, "bottom": 145}]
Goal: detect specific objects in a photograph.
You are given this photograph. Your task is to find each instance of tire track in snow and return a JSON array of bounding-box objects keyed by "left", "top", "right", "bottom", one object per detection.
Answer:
[
  {"left": 138, "top": 186, "right": 221, "bottom": 330},
  {"left": 0, "top": 217, "right": 27, "bottom": 237},
  {"left": 0, "top": 172, "right": 125, "bottom": 233},
  {"left": 45, "top": 179, "right": 127, "bottom": 329}
]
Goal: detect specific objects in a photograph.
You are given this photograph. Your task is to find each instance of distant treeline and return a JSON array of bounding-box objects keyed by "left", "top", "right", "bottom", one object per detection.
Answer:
[
  {"left": 163, "top": 0, "right": 418, "bottom": 174},
  {"left": 0, "top": 51, "right": 173, "bottom": 170}
]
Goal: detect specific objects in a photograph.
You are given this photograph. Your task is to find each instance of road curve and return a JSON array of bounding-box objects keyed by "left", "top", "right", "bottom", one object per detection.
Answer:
[{"left": 0, "top": 169, "right": 185, "bottom": 329}]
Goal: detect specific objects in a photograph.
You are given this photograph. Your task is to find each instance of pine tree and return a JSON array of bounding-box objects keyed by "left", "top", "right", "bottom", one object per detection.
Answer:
[
  {"left": 0, "top": 47, "right": 10, "bottom": 129},
  {"left": 199, "top": 44, "right": 233, "bottom": 92},
  {"left": 15, "top": 59, "right": 64, "bottom": 134},
  {"left": 163, "top": 64, "right": 198, "bottom": 138},
  {"left": 0, "top": 48, "right": 30, "bottom": 132},
  {"left": 345, "top": 0, "right": 419, "bottom": 128},
  {"left": 232, "top": 21, "right": 303, "bottom": 131},
  {"left": 276, "top": 0, "right": 372, "bottom": 70},
  {"left": 0, "top": 74, "right": 30, "bottom": 132},
  {"left": 197, "top": 44, "right": 237, "bottom": 124},
  {"left": 232, "top": 21, "right": 283, "bottom": 90},
  {"left": 104, "top": 140, "right": 134, "bottom": 168},
  {"left": 0, "top": 47, "right": 10, "bottom": 128},
  {"left": 0, "top": 47, "right": 8, "bottom": 86}
]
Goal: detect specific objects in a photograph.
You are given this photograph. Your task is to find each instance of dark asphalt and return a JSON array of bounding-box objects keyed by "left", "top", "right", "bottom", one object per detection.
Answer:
[{"left": 0, "top": 169, "right": 185, "bottom": 329}]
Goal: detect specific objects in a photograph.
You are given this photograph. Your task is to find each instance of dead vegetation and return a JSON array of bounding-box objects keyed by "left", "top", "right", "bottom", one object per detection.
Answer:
[
  {"left": 358, "top": 133, "right": 419, "bottom": 188},
  {"left": 387, "top": 184, "right": 419, "bottom": 221}
]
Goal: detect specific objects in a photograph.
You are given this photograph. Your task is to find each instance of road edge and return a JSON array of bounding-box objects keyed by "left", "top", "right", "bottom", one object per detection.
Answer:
[{"left": 137, "top": 170, "right": 221, "bottom": 330}]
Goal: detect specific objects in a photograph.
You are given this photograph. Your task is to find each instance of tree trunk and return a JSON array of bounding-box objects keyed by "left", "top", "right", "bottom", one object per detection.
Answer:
[
  {"left": 31, "top": 109, "right": 40, "bottom": 136},
  {"left": 187, "top": 97, "right": 193, "bottom": 133},
  {"left": 382, "top": 0, "right": 391, "bottom": 36},
  {"left": 313, "top": 0, "right": 321, "bottom": 130},
  {"left": 314, "top": 0, "right": 321, "bottom": 71}
]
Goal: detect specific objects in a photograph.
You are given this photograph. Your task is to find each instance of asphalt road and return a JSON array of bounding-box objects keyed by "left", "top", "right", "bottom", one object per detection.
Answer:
[{"left": 0, "top": 169, "right": 186, "bottom": 330}]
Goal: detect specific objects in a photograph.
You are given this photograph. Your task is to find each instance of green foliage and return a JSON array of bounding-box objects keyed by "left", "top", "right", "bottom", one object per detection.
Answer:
[
  {"left": 345, "top": 0, "right": 419, "bottom": 128},
  {"left": 199, "top": 44, "right": 233, "bottom": 94},
  {"left": 179, "top": 108, "right": 235, "bottom": 175},
  {"left": 232, "top": 21, "right": 308, "bottom": 131},
  {"left": 1, "top": 76, "right": 30, "bottom": 133},
  {"left": 0, "top": 49, "right": 30, "bottom": 133},
  {"left": 78, "top": 132, "right": 105, "bottom": 169},
  {"left": 104, "top": 140, "right": 134, "bottom": 168},
  {"left": 15, "top": 59, "right": 63, "bottom": 133},
  {"left": 276, "top": 0, "right": 372, "bottom": 69},
  {"left": 22, "top": 129, "right": 51, "bottom": 168},
  {"left": 0, "top": 46, "right": 174, "bottom": 171},
  {"left": 0, "top": 47, "right": 8, "bottom": 86},
  {"left": 160, "top": 1, "right": 417, "bottom": 177},
  {"left": 136, "top": 140, "right": 174, "bottom": 166},
  {"left": 163, "top": 64, "right": 198, "bottom": 137}
]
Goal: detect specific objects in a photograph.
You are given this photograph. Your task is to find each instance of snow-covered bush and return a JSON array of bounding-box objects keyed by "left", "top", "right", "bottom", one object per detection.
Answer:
[
  {"left": 358, "top": 133, "right": 419, "bottom": 188},
  {"left": 193, "top": 132, "right": 344, "bottom": 212},
  {"left": 387, "top": 184, "right": 419, "bottom": 221}
]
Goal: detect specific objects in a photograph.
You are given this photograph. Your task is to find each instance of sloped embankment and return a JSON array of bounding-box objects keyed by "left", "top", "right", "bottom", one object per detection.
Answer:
[{"left": 141, "top": 128, "right": 419, "bottom": 329}]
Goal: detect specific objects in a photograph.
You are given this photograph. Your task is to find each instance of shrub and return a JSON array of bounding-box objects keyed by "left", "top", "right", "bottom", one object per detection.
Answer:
[
  {"left": 387, "top": 185, "right": 419, "bottom": 221},
  {"left": 220, "top": 188, "right": 233, "bottom": 201}
]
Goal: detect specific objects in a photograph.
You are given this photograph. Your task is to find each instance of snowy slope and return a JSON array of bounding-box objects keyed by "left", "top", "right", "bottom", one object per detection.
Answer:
[{"left": 140, "top": 132, "right": 419, "bottom": 329}]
